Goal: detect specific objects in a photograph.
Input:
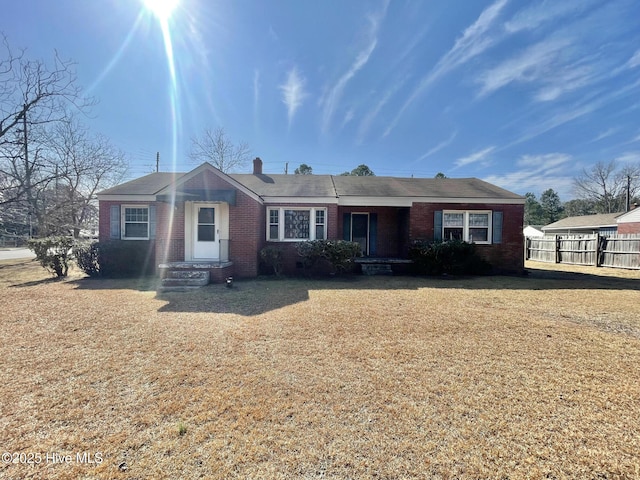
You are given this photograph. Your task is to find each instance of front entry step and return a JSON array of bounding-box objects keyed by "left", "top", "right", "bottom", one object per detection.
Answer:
[
  {"left": 159, "top": 270, "right": 210, "bottom": 291},
  {"left": 361, "top": 263, "right": 393, "bottom": 276}
]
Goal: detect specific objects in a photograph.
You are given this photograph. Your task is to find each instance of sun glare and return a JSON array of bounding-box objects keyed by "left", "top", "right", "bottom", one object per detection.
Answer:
[{"left": 142, "top": 0, "right": 179, "bottom": 21}]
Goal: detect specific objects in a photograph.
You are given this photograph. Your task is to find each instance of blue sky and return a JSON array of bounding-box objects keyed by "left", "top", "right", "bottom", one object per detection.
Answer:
[{"left": 3, "top": 0, "right": 640, "bottom": 199}]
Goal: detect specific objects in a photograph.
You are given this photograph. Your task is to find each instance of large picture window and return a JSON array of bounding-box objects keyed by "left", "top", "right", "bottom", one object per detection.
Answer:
[
  {"left": 122, "top": 206, "right": 149, "bottom": 239},
  {"left": 267, "top": 207, "right": 327, "bottom": 241},
  {"left": 443, "top": 210, "right": 491, "bottom": 244}
]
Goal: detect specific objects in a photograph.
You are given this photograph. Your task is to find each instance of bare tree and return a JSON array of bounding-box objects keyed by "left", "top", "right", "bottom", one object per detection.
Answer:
[
  {"left": 0, "top": 34, "right": 130, "bottom": 238},
  {"left": 573, "top": 160, "right": 640, "bottom": 213},
  {"left": 0, "top": 33, "right": 93, "bottom": 233},
  {"left": 189, "top": 127, "right": 251, "bottom": 173},
  {"left": 1, "top": 34, "right": 92, "bottom": 145},
  {"left": 48, "top": 117, "right": 128, "bottom": 237}
]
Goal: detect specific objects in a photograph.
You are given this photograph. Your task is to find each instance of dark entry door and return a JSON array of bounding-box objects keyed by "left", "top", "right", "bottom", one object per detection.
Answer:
[{"left": 351, "top": 213, "right": 369, "bottom": 256}]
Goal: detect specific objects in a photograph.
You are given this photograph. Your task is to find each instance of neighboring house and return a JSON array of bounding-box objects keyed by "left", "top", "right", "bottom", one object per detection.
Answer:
[
  {"left": 97, "top": 159, "right": 525, "bottom": 282},
  {"left": 616, "top": 205, "right": 640, "bottom": 234},
  {"left": 523, "top": 225, "right": 544, "bottom": 238},
  {"left": 542, "top": 213, "right": 622, "bottom": 236}
]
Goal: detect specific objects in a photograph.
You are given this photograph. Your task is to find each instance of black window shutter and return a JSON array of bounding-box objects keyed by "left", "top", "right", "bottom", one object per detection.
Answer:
[
  {"left": 369, "top": 213, "right": 377, "bottom": 256},
  {"left": 492, "top": 211, "right": 503, "bottom": 244},
  {"left": 149, "top": 205, "right": 157, "bottom": 239},
  {"left": 434, "top": 211, "right": 443, "bottom": 241},
  {"left": 110, "top": 205, "right": 121, "bottom": 239},
  {"left": 343, "top": 213, "right": 351, "bottom": 241}
]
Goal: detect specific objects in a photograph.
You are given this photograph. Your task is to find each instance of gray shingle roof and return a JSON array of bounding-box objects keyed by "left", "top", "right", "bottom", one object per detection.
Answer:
[
  {"left": 332, "top": 176, "right": 522, "bottom": 199},
  {"left": 543, "top": 213, "right": 623, "bottom": 231},
  {"left": 98, "top": 167, "right": 524, "bottom": 201},
  {"left": 99, "top": 172, "right": 186, "bottom": 195},
  {"left": 228, "top": 174, "right": 337, "bottom": 197}
]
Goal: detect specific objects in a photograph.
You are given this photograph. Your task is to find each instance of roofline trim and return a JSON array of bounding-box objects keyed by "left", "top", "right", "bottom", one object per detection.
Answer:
[
  {"left": 155, "top": 162, "right": 264, "bottom": 204},
  {"left": 543, "top": 224, "right": 618, "bottom": 231},
  {"left": 338, "top": 196, "right": 525, "bottom": 207},
  {"left": 97, "top": 194, "right": 158, "bottom": 202},
  {"left": 262, "top": 196, "right": 339, "bottom": 204}
]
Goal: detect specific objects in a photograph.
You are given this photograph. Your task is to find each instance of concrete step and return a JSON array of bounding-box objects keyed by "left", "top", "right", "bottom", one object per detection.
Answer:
[
  {"left": 159, "top": 270, "right": 210, "bottom": 291},
  {"left": 361, "top": 264, "right": 393, "bottom": 276},
  {"left": 166, "top": 270, "right": 210, "bottom": 280}
]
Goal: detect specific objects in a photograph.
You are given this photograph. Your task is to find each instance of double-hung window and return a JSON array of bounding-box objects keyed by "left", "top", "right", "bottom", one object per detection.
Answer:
[
  {"left": 122, "top": 206, "right": 149, "bottom": 240},
  {"left": 267, "top": 207, "right": 327, "bottom": 241},
  {"left": 443, "top": 210, "right": 491, "bottom": 244}
]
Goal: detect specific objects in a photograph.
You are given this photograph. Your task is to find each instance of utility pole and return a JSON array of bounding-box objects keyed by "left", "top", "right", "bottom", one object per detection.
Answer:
[
  {"left": 284, "top": 162, "right": 288, "bottom": 175},
  {"left": 627, "top": 174, "right": 632, "bottom": 212},
  {"left": 156, "top": 152, "right": 160, "bottom": 172}
]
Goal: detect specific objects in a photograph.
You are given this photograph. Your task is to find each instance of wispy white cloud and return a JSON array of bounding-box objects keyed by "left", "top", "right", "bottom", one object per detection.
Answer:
[
  {"left": 484, "top": 153, "right": 574, "bottom": 197},
  {"left": 384, "top": 0, "right": 508, "bottom": 137},
  {"left": 504, "top": 1, "right": 591, "bottom": 33},
  {"left": 415, "top": 130, "right": 457, "bottom": 162},
  {"left": 253, "top": 69, "right": 260, "bottom": 120},
  {"left": 590, "top": 127, "right": 617, "bottom": 143},
  {"left": 320, "top": 3, "right": 388, "bottom": 135},
  {"left": 510, "top": 77, "right": 640, "bottom": 147},
  {"left": 454, "top": 146, "right": 495, "bottom": 168},
  {"left": 627, "top": 49, "right": 640, "bottom": 69},
  {"left": 476, "top": 36, "right": 595, "bottom": 101},
  {"left": 341, "top": 108, "right": 355, "bottom": 128},
  {"left": 615, "top": 151, "right": 640, "bottom": 163},
  {"left": 356, "top": 78, "right": 407, "bottom": 144},
  {"left": 517, "top": 153, "right": 572, "bottom": 171},
  {"left": 280, "top": 66, "right": 308, "bottom": 128}
]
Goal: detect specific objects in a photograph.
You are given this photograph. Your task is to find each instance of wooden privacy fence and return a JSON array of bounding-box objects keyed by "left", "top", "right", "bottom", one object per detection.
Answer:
[{"left": 526, "top": 234, "right": 640, "bottom": 270}]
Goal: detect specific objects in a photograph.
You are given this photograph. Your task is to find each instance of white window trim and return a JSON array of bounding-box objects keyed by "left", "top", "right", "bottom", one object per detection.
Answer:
[
  {"left": 443, "top": 210, "right": 492, "bottom": 244},
  {"left": 121, "top": 205, "right": 150, "bottom": 240},
  {"left": 266, "top": 207, "right": 327, "bottom": 242}
]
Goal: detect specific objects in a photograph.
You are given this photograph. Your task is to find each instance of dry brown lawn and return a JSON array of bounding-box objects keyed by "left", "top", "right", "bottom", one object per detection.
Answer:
[{"left": 1, "top": 258, "right": 639, "bottom": 479}]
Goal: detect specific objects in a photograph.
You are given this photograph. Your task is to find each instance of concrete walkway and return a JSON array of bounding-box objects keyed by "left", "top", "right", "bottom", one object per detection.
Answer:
[{"left": 0, "top": 248, "right": 36, "bottom": 260}]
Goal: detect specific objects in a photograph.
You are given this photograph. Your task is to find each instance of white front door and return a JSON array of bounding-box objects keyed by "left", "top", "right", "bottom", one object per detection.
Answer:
[{"left": 193, "top": 205, "right": 219, "bottom": 260}]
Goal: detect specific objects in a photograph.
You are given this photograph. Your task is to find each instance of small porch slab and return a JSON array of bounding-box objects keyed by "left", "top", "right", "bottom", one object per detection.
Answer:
[
  {"left": 354, "top": 257, "right": 413, "bottom": 276},
  {"left": 158, "top": 261, "right": 234, "bottom": 291}
]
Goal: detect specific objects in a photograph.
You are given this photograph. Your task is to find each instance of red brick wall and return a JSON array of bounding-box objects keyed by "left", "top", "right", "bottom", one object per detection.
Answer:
[
  {"left": 155, "top": 201, "right": 185, "bottom": 264},
  {"left": 617, "top": 222, "right": 640, "bottom": 234},
  {"left": 97, "top": 200, "right": 157, "bottom": 270},
  {"left": 409, "top": 202, "right": 525, "bottom": 272},
  {"left": 229, "top": 192, "right": 263, "bottom": 277}
]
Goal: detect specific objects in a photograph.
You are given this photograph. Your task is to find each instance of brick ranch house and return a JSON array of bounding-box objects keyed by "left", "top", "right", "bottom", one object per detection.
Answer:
[{"left": 97, "top": 158, "right": 525, "bottom": 283}]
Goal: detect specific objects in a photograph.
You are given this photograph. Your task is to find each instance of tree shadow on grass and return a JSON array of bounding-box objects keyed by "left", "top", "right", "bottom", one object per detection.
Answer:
[
  {"left": 68, "top": 275, "right": 161, "bottom": 292},
  {"left": 62, "top": 267, "right": 640, "bottom": 316}
]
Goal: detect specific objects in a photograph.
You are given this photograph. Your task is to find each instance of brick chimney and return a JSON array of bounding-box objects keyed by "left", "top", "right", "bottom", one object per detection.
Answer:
[{"left": 253, "top": 157, "right": 263, "bottom": 175}]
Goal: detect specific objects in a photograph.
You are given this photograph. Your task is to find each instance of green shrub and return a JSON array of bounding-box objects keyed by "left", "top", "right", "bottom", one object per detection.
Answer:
[
  {"left": 73, "top": 242, "right": 100, "bottom": 277},
  {"left": 296, "top": 240, "right": 361, "bottom": 275},
  {"left": 408, "top": 240, "right": 491, "bottom": 276},
  {"left": 95, "top": 240, "right": 156, "bottom": 277},
  {"left": 259, "top": 246, "right": 284, "bottom": 276},
  {"left": 28, "top": 236, "right": 75, "bottom": 277}
]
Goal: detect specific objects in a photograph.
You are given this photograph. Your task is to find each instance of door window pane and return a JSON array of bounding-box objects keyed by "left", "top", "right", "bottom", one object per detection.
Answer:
[
  {"left": 198, "top": 208, "right": 215, "bottom": 224},
  {"left": 198, "top": 225, "right": 215, "bottom": 242}
]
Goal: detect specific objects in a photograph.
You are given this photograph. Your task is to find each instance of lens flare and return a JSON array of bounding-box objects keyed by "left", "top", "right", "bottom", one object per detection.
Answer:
[{"left": 142, "top": 0, "right": 179, "bottom": 21}]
